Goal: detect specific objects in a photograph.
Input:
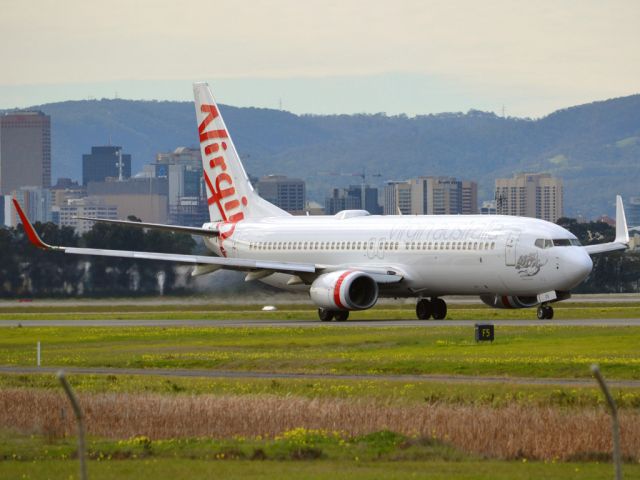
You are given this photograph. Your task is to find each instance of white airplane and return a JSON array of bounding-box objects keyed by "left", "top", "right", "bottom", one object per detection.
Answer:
[{"left": 13, "top": 83, "right": 630, "bottom": 321}]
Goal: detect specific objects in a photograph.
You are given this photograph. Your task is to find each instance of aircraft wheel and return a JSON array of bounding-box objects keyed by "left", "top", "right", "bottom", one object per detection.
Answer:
[
  {"left": 432, "top": 298, "right": 447, "bottom": 320},
  {"left": 416, "top": 298, "right": 433, "bottom": 320},
  {"left": 334, "top": 311, "right": 349, "bottom": 322},
  {"left": 318, "top": 308, "right": 334, "bottom": 322},
  {"left": 537, "top": 305, "right": 554, "bottom": 320}
]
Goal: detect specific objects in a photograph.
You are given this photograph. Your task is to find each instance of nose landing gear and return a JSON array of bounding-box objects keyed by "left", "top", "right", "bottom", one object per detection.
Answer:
[
  {"left": 537, "top": 304, "right": 554, "bottom": 320},
  {"left": 416, "top": 298, "right": 447, "bottom": 320}
]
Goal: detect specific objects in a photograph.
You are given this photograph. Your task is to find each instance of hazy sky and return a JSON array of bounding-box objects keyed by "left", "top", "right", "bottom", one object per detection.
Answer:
[{"left": 1, "top": 0, "right": 638, "bottom": 117}]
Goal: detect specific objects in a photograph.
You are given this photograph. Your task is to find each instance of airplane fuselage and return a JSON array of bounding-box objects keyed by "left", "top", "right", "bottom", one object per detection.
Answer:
[{"left": 203, "top": 212, "right": 593, "bottom": 298}]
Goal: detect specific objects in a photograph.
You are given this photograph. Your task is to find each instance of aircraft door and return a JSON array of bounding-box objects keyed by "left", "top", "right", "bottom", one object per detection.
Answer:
[{"left": 504, "top": 233, "right": 518, "bottom": 266}]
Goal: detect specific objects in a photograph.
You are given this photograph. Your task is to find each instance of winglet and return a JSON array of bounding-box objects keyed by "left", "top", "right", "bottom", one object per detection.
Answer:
[
  {"left": 12, "top": 199, "right": 55, "bottom": 250},
  {"left": 615, "top": 195, "right": 629, "bottom": 244}
]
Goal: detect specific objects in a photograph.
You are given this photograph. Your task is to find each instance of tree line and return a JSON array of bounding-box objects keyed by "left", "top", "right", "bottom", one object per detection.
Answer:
[
  {"left": 558, "top": 217, "right": 640, "bottom": 293},
  {"left": 0, "top": 221, "right": 195, "bottom": 298}
]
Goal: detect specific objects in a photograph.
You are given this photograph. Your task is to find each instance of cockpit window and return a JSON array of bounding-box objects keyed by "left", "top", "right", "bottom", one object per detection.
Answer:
[
  {"left": 553, "top": 239, "right": 581, "bottom": 247},
  {"left": 535, "top": 238, "right": 554, "bottom": 249}
]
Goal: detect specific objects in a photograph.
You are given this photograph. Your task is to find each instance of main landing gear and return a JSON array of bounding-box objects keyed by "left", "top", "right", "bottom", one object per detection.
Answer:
[
  {"left": 318, "top": 308, "right": 349, "bottom": 322},
  {"left": 537, "top": 304, "right": 554, "bottom": 320},
  {"left": 416, "top": 298, "right": 447, "bottom": 320}
]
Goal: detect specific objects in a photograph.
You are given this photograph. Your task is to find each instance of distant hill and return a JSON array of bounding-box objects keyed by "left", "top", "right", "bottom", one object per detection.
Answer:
[{"left": 13, "top": 93, "right": 640, "bottom": 217}]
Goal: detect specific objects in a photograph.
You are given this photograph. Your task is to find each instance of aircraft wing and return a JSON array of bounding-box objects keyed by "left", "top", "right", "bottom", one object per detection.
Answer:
[
  {"left": 76, "top": 216, "right": 218, "bottom": 237},
  {"left": 583, "top": 196, "right": 630, "bottom": 255},
  {"left": 14, "top": 199, "right": 314, "bottom": 275},
  {"left": 14, "top": 199, "right": 404, "bottom": 283}
]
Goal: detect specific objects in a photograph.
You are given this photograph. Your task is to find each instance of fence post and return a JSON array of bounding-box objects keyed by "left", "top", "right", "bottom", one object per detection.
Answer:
[
  {"left": 37, "top": 341, "right": 41, "bottom": 367},
  {"left": 57, "top": 371, "right": 88, "bottom": 480},
  {"left": 591, "top": 364, "right": 623, "bottom": 480}
]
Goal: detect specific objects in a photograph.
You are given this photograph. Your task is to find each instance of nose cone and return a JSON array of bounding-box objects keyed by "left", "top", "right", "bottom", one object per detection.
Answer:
[{"left": 561, "top": 248, "right": 593, "bottom": 289}]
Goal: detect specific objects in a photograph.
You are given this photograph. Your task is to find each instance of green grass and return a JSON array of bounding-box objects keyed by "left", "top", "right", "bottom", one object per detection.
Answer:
[
  {"left": 1, "top": 325, "right": 640, "bottom": 379},
  {"left": 2, "top": 373, "right": 640, "bottom": 408},
  {"left": 1, "top": 430, "right": 639, "bottom": 480},
  {"left": 3, "top": 458, "right": 634, "bottom": 480},
  {"left": 1, "top": 301, "right": 640, "bottom": 320}
]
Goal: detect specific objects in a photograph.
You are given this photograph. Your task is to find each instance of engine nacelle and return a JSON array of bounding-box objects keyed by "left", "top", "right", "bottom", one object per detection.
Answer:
[
  {"left": 480, "top": 294, "right": 539, "bottom": 309},
  {"left": 310, "top": 270, "right": 378, "bottom": 311}
]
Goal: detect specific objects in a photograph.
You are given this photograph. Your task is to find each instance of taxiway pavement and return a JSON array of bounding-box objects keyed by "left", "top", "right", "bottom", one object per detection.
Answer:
[
  {"left": 1, "top": 318, "right": 640, "bottom": 328},
  {"left": 1, "top": 365, "right": 639, "bottom": 388}
]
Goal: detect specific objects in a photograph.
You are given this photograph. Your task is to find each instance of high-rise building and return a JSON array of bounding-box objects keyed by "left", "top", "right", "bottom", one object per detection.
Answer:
[
  {"left": 325, "top": 185, "right": 381, "bottom": 215},
  {"left": 325, "top": 187, "right": 361, "bottom": 215},
  {"left": 148, "top": 147, "right": 207, "bottom": 226},
  {"left": 11, "top": 186, "right": 52, "bottom": 224},
  {"left": 0, "top": 111, "right": 51, "bottom": 194},
  {"left": 59, "top": 197, "right": 119, "bottom": 234},
  {"left": 82, "top": 146, "right": 131, "bottom": 186},
  {"left": 87, "top": 177, "right": 168, "bottom": 223},
  {"left": 495, "top": 173, "right": 563, "bottom": 222},
  {"left": 168, "top": 196, "right": 210, "bottom": 226},
  {"left": 461, "top": 180, "right": 478, "bottom": 214},
  {"left": 0, "top": 195, "right": 12, "bottom": 227},
  {"left": 256, "top": 175, "right": 306, "bottom": 214},
  {"left": 405, "top": 176, "right": 477, "bottom": 215},
  {"left": 51, "top": 178, "right": 87, "bottom": 208},
  {"left": 383, "top": 181, "right": 412, "bottom": 215},
  {"left": 627, "top": 197, "right": 640, "bottom": 228}
]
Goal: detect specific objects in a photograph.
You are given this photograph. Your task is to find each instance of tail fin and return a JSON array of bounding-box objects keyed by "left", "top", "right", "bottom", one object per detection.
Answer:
[{"left": 193, "top": 82, "right": 289, "bottom": 222}]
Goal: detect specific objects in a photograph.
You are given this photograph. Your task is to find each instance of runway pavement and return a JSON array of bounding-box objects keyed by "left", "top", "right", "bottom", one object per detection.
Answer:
[
  {"left": 1, "top": 318, "right": 640, "bottom": 327},
  {"left": 1, "top": 365, "right": 639, "bottom": 388}
]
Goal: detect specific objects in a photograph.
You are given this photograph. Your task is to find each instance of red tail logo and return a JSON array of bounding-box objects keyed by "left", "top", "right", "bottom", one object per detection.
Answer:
[{"left": 199, "top": 104, "right": 247, "bottom": 223}]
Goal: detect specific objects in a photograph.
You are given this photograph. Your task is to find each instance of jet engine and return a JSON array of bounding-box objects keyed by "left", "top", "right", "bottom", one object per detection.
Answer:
[
  {"left": 310, "top": 270, "right": 378, "bottom": 311},
  {"left": 480, "top": 294, "right": 539, "bottom": 309}
]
